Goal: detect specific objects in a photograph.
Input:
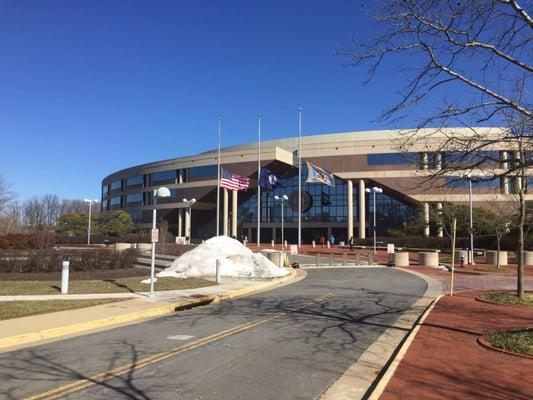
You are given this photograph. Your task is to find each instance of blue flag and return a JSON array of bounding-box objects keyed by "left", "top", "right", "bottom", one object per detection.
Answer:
[
  {"left": 259, "top": 168, "right": 286, "bottom": 190},
  {"left": 305, "top": 161, "right": 335, "bottom": 187}
]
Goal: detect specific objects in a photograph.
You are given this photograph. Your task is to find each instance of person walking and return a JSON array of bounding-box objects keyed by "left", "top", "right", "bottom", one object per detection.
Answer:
[
  {"left": 319, "top": 235, "right": 326, "bottom": 248},
  {"left": 348, "top": 236, "right": 355, "bottom": 252}
]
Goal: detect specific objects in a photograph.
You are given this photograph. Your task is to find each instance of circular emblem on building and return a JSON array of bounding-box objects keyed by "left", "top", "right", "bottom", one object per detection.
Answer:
[{"left": 288, "top": 190, "right": 313, "bottom": 213}]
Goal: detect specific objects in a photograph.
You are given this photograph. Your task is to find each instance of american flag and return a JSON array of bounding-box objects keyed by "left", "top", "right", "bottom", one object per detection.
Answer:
[{"left": 220, "top": 168, "right": 250, "bottom": 191}]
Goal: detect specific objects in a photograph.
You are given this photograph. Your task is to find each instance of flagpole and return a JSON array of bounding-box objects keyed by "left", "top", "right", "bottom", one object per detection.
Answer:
[
  {"left": 216, "top": 116, "right": 221, "bottom": 236},
  {"left": 298, "top": 107, "right": 302, "bottom": 248},
  {"left": 257, "top": 113, "right": 261, "bottom": 247}
]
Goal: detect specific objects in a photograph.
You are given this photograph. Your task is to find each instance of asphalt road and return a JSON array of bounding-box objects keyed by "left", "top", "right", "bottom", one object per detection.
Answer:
[{"left": 0, "top": 267, "right": 426, "bottom": 400}]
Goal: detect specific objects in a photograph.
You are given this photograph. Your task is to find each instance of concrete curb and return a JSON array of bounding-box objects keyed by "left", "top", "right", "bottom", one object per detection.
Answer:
[
  {"left": 321, "top": 267, "right": 442, "bottom": 400},
  {"left": 0, "top": 269, "right": 299, "bottom": 352}
]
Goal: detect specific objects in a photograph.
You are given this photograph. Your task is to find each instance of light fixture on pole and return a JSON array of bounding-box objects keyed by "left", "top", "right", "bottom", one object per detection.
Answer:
[
  {"left": 182, "top": 198, "right": 197, "bottom": 245},
  {"left": 83, "top": 199, "right": 99, "bottom": 245},
  {"left": 274, "top": 195, "right": 289, "bottom": 251},
  {"left": 463, "top": 171, "right": 484, "bottom": 265},
  {"left": 150, "top": 187, "right": 171, "bottom": 297},
  {"left": 365, "top": 186, "right": 383, "bottom": 254}
]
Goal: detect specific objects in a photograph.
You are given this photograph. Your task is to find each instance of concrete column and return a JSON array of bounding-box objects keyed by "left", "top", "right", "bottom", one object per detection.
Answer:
[
  {"left": 501, "top": 151, "right": 510, "bottom": 194},
  {"left": 231, "top": 190, "right": 238, "bottom": 237},
  {"left": 272, "top": 227, "right": 277, "bottom": 243},
  {"left": 435, "top": 152, "right": 442, "bottom": 170},
  {"left": 421, "top": 152, "right": 429, "bottom": 170},
  {"left": 423, "top": 202, "right": 430, "bottom": 237},
  {"left": 436, "top": 202, "right": 443, "bottom": 238},
  {"left": 177, "top": 208, "right": 183, "bottom": 237},
  {"left": 178, "top": 169, "right": 184, "bottom": 184},
  {"left": 185, "top": 207, "right": 191, "bottom": 241},
  {"left": 223, "top": 188, "right": 229, "bottom": 236},
  {"left": 247, "top": 227, "right": 252, "bottom": 242},
  {"left": 347, "top": 180, "right": 354, "bottom": 240},
  {"left": 358, "top": 179, "right": 366, "bottom": 239},
  {"left": 514, "top": 151, "right": 522, "bottom": 192}
]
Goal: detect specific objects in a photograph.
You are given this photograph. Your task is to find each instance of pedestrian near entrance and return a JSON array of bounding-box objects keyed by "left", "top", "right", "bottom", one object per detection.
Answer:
[
  {"left": 348, "top": 236, "right": 354, "bottom": 252},
  {"left": 329, "top": 234, "right": 335, "bottom": 246},
  {"left": 319, "top": 235, "right": 326, "bottom": 248}
]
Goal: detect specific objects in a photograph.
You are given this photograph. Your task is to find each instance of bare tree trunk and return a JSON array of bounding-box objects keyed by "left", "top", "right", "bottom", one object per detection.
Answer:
[
  {"left": 517, "top": 186, "right": 525, "bottom": 299},
  {"left": 496, "top": 229, "right": 501, "bottom": 269}
]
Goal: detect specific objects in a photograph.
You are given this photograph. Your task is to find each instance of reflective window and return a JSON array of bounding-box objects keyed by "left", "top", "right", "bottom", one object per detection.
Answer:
[
  {"left": 126, "top": 193, "right": 143, "bottom": 206},
  {"left": 187, "top": 165, "right": 218, "bottom": 182},
  {"left": 102, "top": 185, "right": 108, "bottom": 196},
  {"left": 101, "top": 199, "right": 108, "bottom": 211},
  {"left": 127, "top": 209, "right": 143, "bottom": 223},
  {"left": 127, "top": 175, "right": 144, "bottom": 188},
  {"left": 110, "top": 181, "right": 122, "bottom": 192},
  {"left": 151, "top": 170, "right": 176, "bottom": 185},
  {"left": 110, "top": 196, "right": 121, "bottom": 210},
  {"left": 442, "top": 151, "right": 500, "bottom": 168},
  {"left": 445, "top": 176, "right": 500, "bottom": 188},
  {"left": 367, "top": 153, "right": 416, "bottom": 166}
]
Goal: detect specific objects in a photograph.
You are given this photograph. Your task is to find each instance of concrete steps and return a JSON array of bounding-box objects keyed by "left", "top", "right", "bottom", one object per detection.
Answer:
[{"left": 133, "top": 254, "right": 176, "bottom": 271}]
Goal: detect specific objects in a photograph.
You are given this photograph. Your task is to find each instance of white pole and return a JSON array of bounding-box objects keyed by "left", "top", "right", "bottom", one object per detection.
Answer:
[
  {"left": 257, "top": 113, "right": 261, "bottom": 247},
  {"left": 150, "top": 195, "right": 157, "bottom": 297},
  {"left": 298, "top": 107, "right": 302, "bottom": 248},
  {"left": 216, "top": 117, "right": 221, "bottom": 236},
  {"left": 373, "top": 190, "right": 377, "bottom": 254},
  {"left": 87, "top": 201, "right": 92, "bottom": 245},
  {"left": 469, "top": 178, "right": 475, "bottom": 265},
  {"left": 281, "top": 199, "right": 284, "bottom": 249}
]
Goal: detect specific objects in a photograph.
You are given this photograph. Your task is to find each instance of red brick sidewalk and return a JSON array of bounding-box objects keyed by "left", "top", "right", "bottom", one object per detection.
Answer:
[{"left": 379, "top": 291, "right": 533, "bottom": 400}]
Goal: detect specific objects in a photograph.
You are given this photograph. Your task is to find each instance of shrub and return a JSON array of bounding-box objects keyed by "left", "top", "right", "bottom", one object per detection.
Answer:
[{"left": 0, "top": 248, "right": 138, "bottom": 273}]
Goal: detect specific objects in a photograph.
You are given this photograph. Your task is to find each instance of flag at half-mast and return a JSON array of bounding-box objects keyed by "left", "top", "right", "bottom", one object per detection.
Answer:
[
  {"left": 220, "top": 168, "right": 250, "bottom": 191},
  {"left": 305, "top": 161, "right": 335, "bottom": 187}
]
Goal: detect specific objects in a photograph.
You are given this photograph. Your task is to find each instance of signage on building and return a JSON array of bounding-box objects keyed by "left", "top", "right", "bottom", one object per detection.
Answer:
[
  {"left": 290, "top": 244, "right": 298, "bottom": 255},
  {"left": 151, "top": 229, "right": 159, "bottom": 243},
  {"left": 387, "top": 243, "right": 395, "bottom": 254}
]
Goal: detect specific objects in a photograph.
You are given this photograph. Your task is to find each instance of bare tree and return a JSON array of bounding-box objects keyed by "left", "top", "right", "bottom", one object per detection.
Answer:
[
  {"left": 0, "top": 175, "right": 15, "bottom": 215},
  {"left": 345, "top": 0, "right": 532, "bottom": 297}
]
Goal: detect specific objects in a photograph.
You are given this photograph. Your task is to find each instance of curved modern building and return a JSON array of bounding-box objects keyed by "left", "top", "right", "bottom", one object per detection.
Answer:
[{"left": 101, "top": 128, "right": 531, "bottom": 243}]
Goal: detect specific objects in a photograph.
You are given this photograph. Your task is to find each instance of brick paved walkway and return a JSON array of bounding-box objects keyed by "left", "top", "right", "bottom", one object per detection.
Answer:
[{"left": 379, "top": 291, "right": 533, "bottom": 400}]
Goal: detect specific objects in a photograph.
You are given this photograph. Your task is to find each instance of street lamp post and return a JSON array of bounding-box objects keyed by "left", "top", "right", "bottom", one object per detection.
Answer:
[
  {"left": 150, "top": 187, "right": 171, "bottom": 297},
  {"left": 463, "top": 172, "right": 484, "bottom": 265},
  {"left": 182, "top": 198, "right": 197, "bottom": 244},
  {"left": 83, "top": 199, "right": 99, "bottom": 245},
  {"left": 365, "top": 186, "right": 383, "bottom": 254},
  {"left": 274, "top": 195, "right": 289, "bottom": 250}
]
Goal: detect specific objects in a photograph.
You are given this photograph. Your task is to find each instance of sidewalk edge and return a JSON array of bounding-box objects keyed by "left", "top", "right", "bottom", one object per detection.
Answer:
[{"left": 0, "top": 269, "right": 299, "bottom": 352}]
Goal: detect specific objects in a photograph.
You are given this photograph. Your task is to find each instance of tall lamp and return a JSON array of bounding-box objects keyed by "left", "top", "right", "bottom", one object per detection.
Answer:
[{"left": 150, "top": 187, "right": 171, "bottom": 297}]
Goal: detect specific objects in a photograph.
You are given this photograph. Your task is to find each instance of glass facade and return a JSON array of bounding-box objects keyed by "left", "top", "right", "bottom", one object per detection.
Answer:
[
  {"left": 127, "top": 175, "right": 144, "bottom": 189},
  {"left": 110, "top": 196, "right": 121, "bottom": 210},
  {"left": 151, "top": 170, "right": 176, "bottom": 185},
  {"left": 126, "top": 193, "right": 143, "bottom": 206},
  {"left": 188, "top": 165, "right": 218, "bottom": 182},
  {"left": 110, "top": 180, "right": 122, "bottom": 193},
  {"left": 238, "top": 163, "right": 415, "bottom": 234},
  {"left": 367, "top": 153, "right": 417, "bottom": 166},
  {"left": 445, "top": 176, "right": 500, "bottom": 189}
]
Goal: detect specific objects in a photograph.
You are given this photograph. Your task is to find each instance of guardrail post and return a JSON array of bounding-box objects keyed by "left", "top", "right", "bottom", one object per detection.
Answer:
[
  {"left": 329, "top": 254, "right": 334, "bottom": 266},
  {"left": 368, "top": 253, "right": 374, "bottom": 265},
  {"left": 342, "top": 253, "right": 347, "bottom": 266},
  {"left": 316, "top": 253, "right": 321, "bottom": 266},
  {"left": 61, "top": 260, "right": 70, "bottom": 294},
  {"left": 356, "top": 254, "right": 361, "bottom": 266}
]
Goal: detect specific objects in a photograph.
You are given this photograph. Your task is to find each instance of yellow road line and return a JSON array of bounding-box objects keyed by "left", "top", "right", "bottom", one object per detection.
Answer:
[{"left": 24, "top": 292, "right": 333, "bottom": 400}]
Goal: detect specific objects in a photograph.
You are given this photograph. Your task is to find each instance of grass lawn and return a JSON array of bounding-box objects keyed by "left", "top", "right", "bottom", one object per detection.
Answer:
[
  {"left": 0, "top": 299, "right": 128, "bottom": 320},
  {"left": 0, "top": 276, "right": 215, "bottom": 296},
  {"left": 486, "top": 330, "right": 533, "bottom": 357},
  {"left": 481, "top": 292, "right": 533, "bottom": 307}
]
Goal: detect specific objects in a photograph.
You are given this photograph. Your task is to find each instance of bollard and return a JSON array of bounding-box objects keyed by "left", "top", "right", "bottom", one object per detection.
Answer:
[
  {"left": 368, "top": 253, "right": 374, "bottom": 265},
  {"left": 316, "top": 253, "right": 321, "bottom": 266},
  {"left": 329, "top": 253, "right": 334, "bottom": 266},
  {"left": 312, "top": 240, "right": 316, "bottom": 248},
  {"left": 61, "top": 260, "right": 70, "bottom": 294},
  {"left": 284, "top": 240, "right": 287, "bottom": 249},
  {"left": 216, "top": 259, "right": 222, "bottom": 283},
  {"left": 327, "top": 242, "right": 331, "bottom": 249},
  {"left": 342, "top": 253, "right": 347, "bottom": 266},
  {"left": 271, "top": 240, "right": 275, "bottom": 248}
]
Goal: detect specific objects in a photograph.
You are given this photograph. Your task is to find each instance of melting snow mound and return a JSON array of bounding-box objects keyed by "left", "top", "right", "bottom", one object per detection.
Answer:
[{"left": 157, "top": 236, "right": 290, "bottom": 279}]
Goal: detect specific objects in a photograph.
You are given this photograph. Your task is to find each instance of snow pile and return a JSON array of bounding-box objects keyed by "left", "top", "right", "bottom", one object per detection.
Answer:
[{"left": 157, "top": 236, "right": 290, "bottom": 279}]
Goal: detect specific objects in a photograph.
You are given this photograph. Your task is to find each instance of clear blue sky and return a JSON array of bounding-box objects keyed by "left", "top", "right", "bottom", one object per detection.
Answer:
[{"left": 0, "top": 0, "right": 458, "bottom": 201}]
